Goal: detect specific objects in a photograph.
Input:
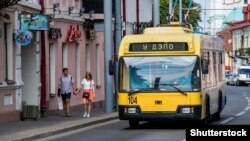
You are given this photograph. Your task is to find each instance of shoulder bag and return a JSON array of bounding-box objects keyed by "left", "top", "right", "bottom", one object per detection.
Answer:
[{"left": 82, "top": 81, "right": 92, "bottom": 99}]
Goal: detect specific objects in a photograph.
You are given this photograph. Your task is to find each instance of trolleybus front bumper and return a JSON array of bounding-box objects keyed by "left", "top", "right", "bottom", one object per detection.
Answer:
[{"left": 119, "top": 105, "right": 202, "bottom": 121}]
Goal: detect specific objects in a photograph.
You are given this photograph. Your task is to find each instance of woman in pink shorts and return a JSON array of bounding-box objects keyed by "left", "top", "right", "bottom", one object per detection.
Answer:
[{"left": 77, "top": 72, "right": 95, "bottom": 117}]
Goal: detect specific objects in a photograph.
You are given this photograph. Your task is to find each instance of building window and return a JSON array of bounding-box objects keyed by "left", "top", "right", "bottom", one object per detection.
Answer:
[
  {"left": 4, "top": 23, "right": 13, "bottom": 81},
  {"left": 62, "top": 0, "right": 67, "bottom": 7},
  {"left": 244, "top": 0, "right": 248, "bottom": 4},
  {"left": 86, "top": 44, "right": 91, "bottom": 72},
  {"left": 62, "top": 43, "right": 68, "bottom": 68},
  {"left": 75, "top": 43, "right": 81, "bottom": 87},
  {"left": 49, "top": 43, "right": 56, "bottom": 95},
  {"left": 48, "top": 0, "right": 54, "bottom": 5},
  {"left": 246, "top": 36, "right": 249, "bottom": 48},
  {"left": 75, "top": 0, "right": 80, "bottom": 9},
  {"left": 68, "top": 0, "right": 74, "bottom": 7},
  {"left": 96, "top": 44, "right": 101, "bottom": 87}
]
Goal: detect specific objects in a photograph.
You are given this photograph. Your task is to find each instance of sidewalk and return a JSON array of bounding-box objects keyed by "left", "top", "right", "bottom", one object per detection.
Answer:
[{"left": 0, "top": 107, "right": 118, "bottom": 141}]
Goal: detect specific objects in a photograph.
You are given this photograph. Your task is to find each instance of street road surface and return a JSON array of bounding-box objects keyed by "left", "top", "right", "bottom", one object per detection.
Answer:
[{"left": 37, "top": 86, "right": 250, "bottom": 141}]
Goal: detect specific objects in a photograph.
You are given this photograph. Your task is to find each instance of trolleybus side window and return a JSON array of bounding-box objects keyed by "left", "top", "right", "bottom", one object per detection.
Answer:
[
  {"left": 213, "top": 52, "right": 217, "bottom": 85},
  {"left": 219, "top": 52, "right": 223, "bottom": 81}
]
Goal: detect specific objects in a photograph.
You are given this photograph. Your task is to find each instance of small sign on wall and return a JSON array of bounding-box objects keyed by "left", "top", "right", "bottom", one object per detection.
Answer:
[
  {"left": 4, "top": 94, "right": 13, "bottom": 105},
  {"left": 15, "top": 30, "right": 33, "bottom": 46}
]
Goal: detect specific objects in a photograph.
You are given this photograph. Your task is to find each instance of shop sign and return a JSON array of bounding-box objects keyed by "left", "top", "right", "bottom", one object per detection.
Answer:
[
  {"left": 49, "top": 28, "right": 62, "bottom": 40},
  {"left": 15, "top": 30, "right": 33, "bottom": 46},
  {"left": 66, "top": 25, "right": 81, "bottom": 42},
  {"left": 21, "top": 14, "right": 48, "bottom": 30}
]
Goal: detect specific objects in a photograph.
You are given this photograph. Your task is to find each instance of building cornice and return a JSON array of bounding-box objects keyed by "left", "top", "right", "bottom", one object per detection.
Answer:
[{"left": 17, "top": 1, "right": 41, "bottom": 11}]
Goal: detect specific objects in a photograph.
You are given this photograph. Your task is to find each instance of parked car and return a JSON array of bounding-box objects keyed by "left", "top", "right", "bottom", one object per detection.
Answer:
[
  {"left": 226, "top": 73, "right": 238, "bottom": 86},
  {"left": 225, "top": 72, "right": 230, "bottom": 85},
  {"left": 236, "top": 66, "right": 250, "bottom": 86}
]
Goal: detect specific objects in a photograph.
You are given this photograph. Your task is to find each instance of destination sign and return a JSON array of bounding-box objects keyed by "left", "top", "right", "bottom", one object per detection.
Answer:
[{"left": 129, "top": 42, "right": 188, "bottom": 52}]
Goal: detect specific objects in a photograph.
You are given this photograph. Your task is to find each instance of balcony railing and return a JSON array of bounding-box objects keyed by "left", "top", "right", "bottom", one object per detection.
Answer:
[{"left": 0, "top": 0, "right": 21, "bottom": 9}]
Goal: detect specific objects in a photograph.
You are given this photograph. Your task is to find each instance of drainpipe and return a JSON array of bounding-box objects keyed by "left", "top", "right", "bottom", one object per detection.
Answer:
[{"left": 40, "top": 0, "right": 47, "bottom": 117}]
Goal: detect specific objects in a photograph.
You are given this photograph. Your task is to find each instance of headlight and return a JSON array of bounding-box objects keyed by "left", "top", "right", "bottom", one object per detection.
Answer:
[
  {"left": 128, "top": 108, "right": 137, "bottom": 114},
  {"left": 123, "top": 107, "right": 138, "bottom": 114},
  {"left": 238, "top": 77, "right": 244, "bottom": 80},
  {"left": 179, "top": 107, "right": 193, "bottom": 114}
]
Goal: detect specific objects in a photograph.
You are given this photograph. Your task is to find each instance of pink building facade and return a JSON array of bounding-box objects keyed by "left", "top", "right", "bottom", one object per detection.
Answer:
[
  {"left": 43, "top": 0, "right": 105, "bottom": 112},
  {"left": 0, "top": 0, "right": 152, "bottom": 123},
  {"left": 0, "top": 0, "right": 105, "bottom": 123},
  {"left": 0, "top": 0, "right": 42, "bottom": 123}
]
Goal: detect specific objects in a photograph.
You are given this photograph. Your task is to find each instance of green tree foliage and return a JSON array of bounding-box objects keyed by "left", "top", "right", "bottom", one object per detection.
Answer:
[{"left": 160, "top": 0, "right": 202, "bottom": 28}]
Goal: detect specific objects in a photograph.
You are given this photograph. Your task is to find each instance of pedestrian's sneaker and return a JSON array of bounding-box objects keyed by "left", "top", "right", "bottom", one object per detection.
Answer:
[
  {"left": 83, "top": 112, "right": 87, "bottom": 117},
  {"left": 87, "top": 113, "right": 90, "bottom": 118}
]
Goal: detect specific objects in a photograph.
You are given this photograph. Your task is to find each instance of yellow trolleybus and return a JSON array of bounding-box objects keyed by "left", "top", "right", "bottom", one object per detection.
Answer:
[{"left": 117, "top": 23, "right": 226, "bottom": 128}]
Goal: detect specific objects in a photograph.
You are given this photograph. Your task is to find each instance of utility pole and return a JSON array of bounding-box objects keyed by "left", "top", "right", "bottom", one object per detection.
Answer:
[
  {"left": 169, "top": 0, "right": 172, "bottom": 21},
  {"left": 153, "top": 0, "right": 160, "bottom": 26},
  {"left": 179, "top": 0, "right": 182, "bottom": 23},
  {"left": 104, "top": 0, "right": 113, "bottom": 113},
  {"left": 115, "top": 0, "right": 122, "bottom": 110}
]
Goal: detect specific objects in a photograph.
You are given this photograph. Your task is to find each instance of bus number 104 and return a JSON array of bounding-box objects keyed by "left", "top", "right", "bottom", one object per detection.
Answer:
[{"left": 128, "top": 96, "right": 138, "bottom": 104}]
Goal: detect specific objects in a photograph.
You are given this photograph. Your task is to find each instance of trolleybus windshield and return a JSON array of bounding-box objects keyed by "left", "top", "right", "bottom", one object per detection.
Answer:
[{"left": 119, "top": 56, "right": 201, "bottom": 93}]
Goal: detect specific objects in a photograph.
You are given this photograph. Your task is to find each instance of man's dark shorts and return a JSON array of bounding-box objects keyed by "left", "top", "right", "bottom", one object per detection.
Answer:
[{"left": 61, "top": 92, "right": 71, "bottom": 101}]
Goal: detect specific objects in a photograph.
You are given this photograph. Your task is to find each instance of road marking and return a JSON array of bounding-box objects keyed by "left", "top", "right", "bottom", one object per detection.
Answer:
[
  {"left": 235, "top": 111, "right": 246, "bottom": 116},
  {"left": 182, "top": 139, "right": 186, "bottom": 141},
  {"left": 247, "top": 99, "right": 250, "bottom": 103},
  {"left": 220, "top": 117, "right": 234, "bottom": 124},
  {"left": 244, "top": 106, "right": 250, "bottom": 111},
  {"left": 246, "top": 97, "right": 249, "bottom": 100}
]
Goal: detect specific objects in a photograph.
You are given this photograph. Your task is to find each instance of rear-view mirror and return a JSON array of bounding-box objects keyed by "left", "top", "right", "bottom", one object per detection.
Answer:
[
  {"left": 109, "top": 60, "right": 114, "bottom": 75},
  {"left": 202, "top": 59, "right": 209, "bottom": 74}
]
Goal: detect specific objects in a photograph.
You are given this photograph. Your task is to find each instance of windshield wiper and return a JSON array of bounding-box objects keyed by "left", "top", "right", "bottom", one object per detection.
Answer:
[
  {"left": 128, "top": 88, "right": 152, "bottom": 95},
  {"left": 156, "top": 83, "right": 187, "bottom": 96}
]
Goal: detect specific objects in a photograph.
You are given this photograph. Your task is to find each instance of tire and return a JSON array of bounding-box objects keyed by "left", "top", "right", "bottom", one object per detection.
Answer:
[
  {"left": 129, "top": 120, "right": 139, "bottom": 129},
  {"left": 213, "top": 92, "right": 222, "bottom": 120},
  {"left": 203, "top": 96, "right": 210, "bottom": 125}
]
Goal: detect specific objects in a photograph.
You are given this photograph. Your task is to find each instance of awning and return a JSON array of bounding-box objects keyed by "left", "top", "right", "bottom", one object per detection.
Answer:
[{"left": 0, "top": 0, "right": 21, "bottom": 9}]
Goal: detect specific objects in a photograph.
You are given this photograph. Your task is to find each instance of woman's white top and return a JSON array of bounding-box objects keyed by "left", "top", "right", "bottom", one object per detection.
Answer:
[{"left": 81, "top": 79, "right": 95, "bottom": 89}]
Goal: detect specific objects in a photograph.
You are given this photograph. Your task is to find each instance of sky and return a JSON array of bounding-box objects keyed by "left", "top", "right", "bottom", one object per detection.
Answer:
[{"left": 193, "top": 0, "right": 210, "bottom": 32}]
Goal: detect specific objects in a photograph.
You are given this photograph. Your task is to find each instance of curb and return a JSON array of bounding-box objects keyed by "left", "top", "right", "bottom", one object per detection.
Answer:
[{"left": 13, "top": 115, "right": 118, "bottom": 141}]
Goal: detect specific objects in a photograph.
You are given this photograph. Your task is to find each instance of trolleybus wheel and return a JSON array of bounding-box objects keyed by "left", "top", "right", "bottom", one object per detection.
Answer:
[
  {"left": 129, "top": 120, "right": 139, "bottom": 128},
  {"left": 213, "top": 92, "right": 222, "bottom": 120},
  {"left": 202, "top": 95, "right": 210, "bottom": 125}
]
